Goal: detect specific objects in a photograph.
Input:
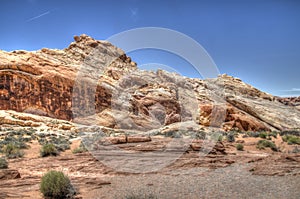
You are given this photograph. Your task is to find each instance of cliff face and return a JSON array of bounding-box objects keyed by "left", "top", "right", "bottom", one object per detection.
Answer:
[
  {"left": 0, "top": 34, "right": 299, "bottom": 131},
  {"left": 0, "top": 35, "right": 136, "bottom": 121}
]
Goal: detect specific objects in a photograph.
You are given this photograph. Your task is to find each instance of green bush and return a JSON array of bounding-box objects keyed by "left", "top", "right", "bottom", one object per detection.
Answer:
[
  {"left": 3, "top": 143, "right": 24, "bottom": 159},
  {"left": 269, "top": 131, "right": 278, "bottom": 138},
  {"left": 40, "top": 170, "right": 75, "bottom": 199},
  {"left": 0, "top": 157, "right": 8, "bottom": 169},
  {"left": 257, "top": 140, "right": 277, "bottom": 151},
  {"left": 282, "top": 135, "right": 300, "bottom": 145},
  {"left": 40, "top": 143, "right": 59, "bottom": 157},
  {"left": 236, "top": 144, "right": 244, "bottom": 151},
  {"left": 259, "top": 132, "right": 267, "bottom": 139}
]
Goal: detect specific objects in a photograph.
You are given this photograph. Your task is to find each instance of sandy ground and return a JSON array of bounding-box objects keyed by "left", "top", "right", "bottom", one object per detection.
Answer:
[{"left": 1, "top": 136, "right": 300, "bottom": 199}]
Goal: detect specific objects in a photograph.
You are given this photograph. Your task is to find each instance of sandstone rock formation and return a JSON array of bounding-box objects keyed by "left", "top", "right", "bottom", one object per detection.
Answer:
[
  {"left": 1, "top": 34, "right": 300, "bottom": 132},
  {"left": 276, "top": 96, "right": 300, "bottom": 110},
  {"left": 0, "top": 169, "right": 21, "bottom": 180},
  {"left": 0, "top": 34, "right": 136, "bottom": 122}
]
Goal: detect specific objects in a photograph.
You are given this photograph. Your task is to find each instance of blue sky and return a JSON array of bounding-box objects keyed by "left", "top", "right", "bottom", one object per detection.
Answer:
[{"left": 0, "top": 0, "right": 299, "bottom": 96}]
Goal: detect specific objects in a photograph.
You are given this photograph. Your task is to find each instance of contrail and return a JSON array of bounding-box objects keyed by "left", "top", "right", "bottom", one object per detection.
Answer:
[{"left": 26, "top": 11, "right": 51, "bottom": 22}]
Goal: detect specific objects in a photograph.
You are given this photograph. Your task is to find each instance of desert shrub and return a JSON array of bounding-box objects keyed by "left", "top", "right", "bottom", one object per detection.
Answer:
[
  {"left": 194, "top": 131, "right": 206, "bottom": 140},
  {"left": 39, "top": 136, "right": 71, "bottom": 152},
  {"left": 50, "top": 136, "right": 71, "bottom": 151},
  {"left": 259, "top": 132, "right": 267, "bottom": 139},
  {"left": 39, "top": 133, "right": 46, "bottom": 138},
  {"left": 269, "top": 131, "right": 278, "bottom": 138},
  {"left": 280, "top": 130, "right": 300, "bottom": 137},
  {"left": 72, "top": 147, "right": 86, "bottom": 154},
  {"left": 0, "top": 135, "right": 29, "bottom": 150},
  {"left": 217, "top": 135, "right": 223, "bottom": 142},
  {"left": 165, "top": 131, "right": 182, "bottom": 138},
  {"left": 236, "top": 144, "right": 244, "bottom": 151},
  {"left": 282, "top": 135, "right": 300, "bottom": 145},
  {"left": 266, "top": 136, "right": 272, "bottom": 140},
  {"left": 40, "top": 170, "right": 75, "bottom": 199},
  {"left": 247, "top": 131, "right": 260, "bottom": 138},
  {"left": 0, "top": 157, "right": 8, "bottom": 169},
  {"left": 72, "top": 142, "right": 88, "bottom": 154},
  {"left": 207, "top": 132, "right": 223, "bottom": 142},
  {"left": 40, "top": 143, "right": 59, "bottom": 157},
  {"left": 256, "top": 140, "right": 277, "bottom": 151},
  {"left": 3, "top": 143, "right": 24, "bottom": 159},
  {"left": 226, "top": 133, "right": 235, "bottom": 142}
]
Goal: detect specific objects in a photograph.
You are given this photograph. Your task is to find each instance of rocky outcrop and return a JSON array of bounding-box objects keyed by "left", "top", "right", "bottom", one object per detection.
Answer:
[
  {"left": 276, "top": 96, "right": 300, "bottom": 110},
  {"left": 0, "top": 34, "right": 136, "bottom": 121},
  {"left": 205, "top": 74, "right": 300, "bottom": 131},
  {"left": 0, "top": 169, "right": 21, "bottom": 180},
  {"left": 1, "top": 35, "right": 300, "bottom": 132}
]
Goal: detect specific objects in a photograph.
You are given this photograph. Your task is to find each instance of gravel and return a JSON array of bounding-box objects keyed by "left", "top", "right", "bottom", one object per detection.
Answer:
[{"left": 84, "top": 163, "right": 300, "bottom": 199}]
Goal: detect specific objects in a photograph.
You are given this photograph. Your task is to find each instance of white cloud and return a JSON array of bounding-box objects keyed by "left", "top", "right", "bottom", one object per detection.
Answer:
[
  {"left": 279, "top": 88, "right": 300, "bottom": 92},
  {"left": 278, "top": 88, "right": 300, "bottom": 97}
]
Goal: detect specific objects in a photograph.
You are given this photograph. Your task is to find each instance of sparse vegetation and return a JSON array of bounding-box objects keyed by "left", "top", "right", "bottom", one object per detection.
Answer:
[
  {"left": 210, "top": 133, "right": 223, "bottom": 142},
  {"left": 217, "top": 135, "right": 223, "bottom": 142},
  {"left": 282, "top": 135, "right": 300, "bottom": 145},
  {"left": 3, "top": 143, "right": 24, "bottom": 159},
  {"left": 38, "top": 135, "right": 71, "bottom": 152},
  {"left": 280, "top": 130, "right": 300, "bottom": 137},
  {"left": 125, "top": 193, "right": 158, "bottom": 199},
  {"left": 72, "top": 142, "right": 88, "bottom": 154},
  {"left": 269, "top": 131, "right": 278, "bottom": 138},
  {"left": 165, "top": 131, "right": 182, "bottom": 138},
  {"left": 0, "top": 129, "right": 38, "bottom": 153},
  {"left": 246, "top": 131, "right": 277, "bottom": 140},
  {"left": 0, "top": 135, "right": 29, "bottom": 150},
  {"left": 194, "top": 131, "right": 206, "bottom": 140},
  {"left": 40, "top": 143, "right": 59, "bottom": 157},
  {"left": 289, "top": 146, "right": 300, "bottom": 153},
  {"left": 226, "top": 132, "right": 235, "bottom": 142},
  {"left": 246, "top": 131, "right": 260, "bottom": 138},
  {"left": 40, "top": 170, "right": 75, "bottom": 199},
  {"left": 256, "top": 140, "right": 277, "bottom": 151},
  {"left": 236, "top": 143, "right": 244, "bottom": 151},
  {"left": 259, "top": 132, "right": 267, "bottom": 139},
  {"left": 0, "top": 157, "right": 8, "bottom": 169}
]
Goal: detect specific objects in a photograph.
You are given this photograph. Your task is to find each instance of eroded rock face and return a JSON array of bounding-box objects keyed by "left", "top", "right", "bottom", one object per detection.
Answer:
[
  {"left": 0, "top": 34, "right": 136, "bottom": 121},
  {"left": 1, "top": 35, "right": 300, "bottom": 131},
  {"left": 199, "top": 104, "right": 270, "bottom": 132},
  {"left": 204, "top": 74, "right": 300, "bottom": 131},
  {"left": 276, "top": 96, "right": 300, "bottom": 110}
]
